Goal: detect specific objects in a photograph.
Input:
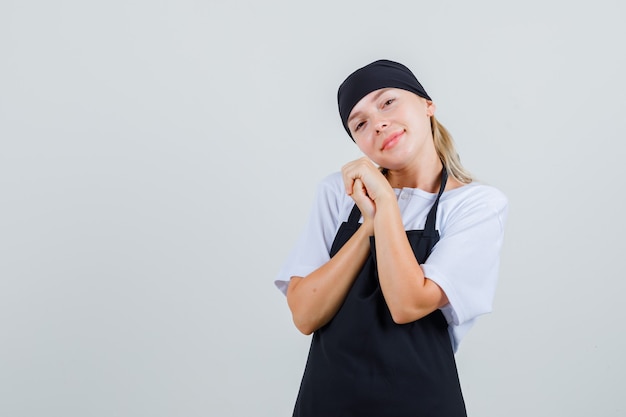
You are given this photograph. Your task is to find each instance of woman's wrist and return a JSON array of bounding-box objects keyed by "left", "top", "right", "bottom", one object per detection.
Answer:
[
  {"left": 360, "top": 218, "right": 375, "bottom": 236},
  {"left": 372, "top": 189, "right": 396, "bottom": 209}
]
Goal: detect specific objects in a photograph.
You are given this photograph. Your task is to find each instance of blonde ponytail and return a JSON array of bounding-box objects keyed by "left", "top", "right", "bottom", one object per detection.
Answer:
[{"left": 431, "top": 115, "right": 473, "bottom": 184}]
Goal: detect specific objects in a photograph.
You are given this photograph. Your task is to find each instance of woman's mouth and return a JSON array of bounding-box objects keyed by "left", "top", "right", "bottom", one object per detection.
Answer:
[{"left": 381, "top": 131, "right": 404, "bottom": 150}]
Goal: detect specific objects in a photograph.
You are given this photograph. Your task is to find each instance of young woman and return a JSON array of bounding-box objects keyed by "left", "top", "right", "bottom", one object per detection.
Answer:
[{"left": 274, "top": 59, "right": 508, "bottom": 417}]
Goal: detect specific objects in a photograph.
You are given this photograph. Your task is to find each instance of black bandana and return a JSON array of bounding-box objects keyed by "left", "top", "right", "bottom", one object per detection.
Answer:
[{"left": 337, "top": 59, "right": 431, "bottom": 140}]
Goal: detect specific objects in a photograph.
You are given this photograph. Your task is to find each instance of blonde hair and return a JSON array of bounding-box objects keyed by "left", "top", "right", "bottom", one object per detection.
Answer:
[{"left": 431, "top": 115, "right": 473, "bottom": 184}]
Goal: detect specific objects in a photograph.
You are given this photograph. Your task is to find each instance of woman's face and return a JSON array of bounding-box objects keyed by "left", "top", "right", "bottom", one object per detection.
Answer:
[{"left": 347, "top": 88, "right": 435, "bottom": 169}]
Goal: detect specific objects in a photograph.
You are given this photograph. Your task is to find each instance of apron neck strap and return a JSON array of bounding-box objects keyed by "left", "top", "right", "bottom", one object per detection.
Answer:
[{"left": 423, "top": 165, "right": 448, "bottom": 235}]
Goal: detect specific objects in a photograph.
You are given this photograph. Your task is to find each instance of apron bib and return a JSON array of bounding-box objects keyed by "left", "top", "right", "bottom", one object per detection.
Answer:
[{"left": 293, "top": 168, "right": 467, "bottom": 417}]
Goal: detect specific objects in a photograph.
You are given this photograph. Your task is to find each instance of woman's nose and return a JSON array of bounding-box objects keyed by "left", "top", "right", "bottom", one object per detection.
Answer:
[{"left": 374, "top": 120, "right": 388, "bottom": 134}]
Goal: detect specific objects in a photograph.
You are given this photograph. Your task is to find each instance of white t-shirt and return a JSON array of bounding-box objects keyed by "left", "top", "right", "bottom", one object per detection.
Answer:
[{"left": 275, "top": 171, "right": 508, "bottom": 352}]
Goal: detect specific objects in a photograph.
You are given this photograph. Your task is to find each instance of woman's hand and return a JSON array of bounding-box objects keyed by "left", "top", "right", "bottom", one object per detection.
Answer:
[
  {"left": 341, "top": 157, "right": 395, "bottom": 224},
  {"left": 349, "top": 178, "right": 376, "bottom": 221}
]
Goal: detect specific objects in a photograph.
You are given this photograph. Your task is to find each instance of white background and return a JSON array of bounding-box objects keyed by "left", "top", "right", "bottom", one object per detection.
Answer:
[{"left": 1, "top": 1, "right": 625, "bottom": 416}]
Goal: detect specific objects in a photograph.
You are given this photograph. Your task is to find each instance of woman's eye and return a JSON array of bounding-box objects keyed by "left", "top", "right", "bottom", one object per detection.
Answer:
[
  {"left": 384, "top": 98, "right": 395, "bottom": 106},
  {"left": 354, "top": 121, "right": 365, "bottom": 132}
]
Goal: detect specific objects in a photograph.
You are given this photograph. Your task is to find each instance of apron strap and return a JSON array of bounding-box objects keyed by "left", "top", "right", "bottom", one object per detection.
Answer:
[
  {"left": 346, "top": 166, "right": 449, "bottom": 232},
  {"left": 347, "top": 202, "right": 362, "bottom": 225},
  {"left": 423, "top": 166, "right": 448, "bottom": 236}
]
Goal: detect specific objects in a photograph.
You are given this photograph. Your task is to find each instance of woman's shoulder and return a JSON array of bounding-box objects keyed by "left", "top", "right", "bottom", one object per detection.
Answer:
[
  {"left": 315, "top": 171, "right": 346, "bottom": 195},
  {"left": 443, "top": 181, "right": 508, "bottom": 211},
  {"left": 310, "top": 171, "right": 354, "bottom": 210},
  {"left": 304, "top": 171, "right": 356, "bottom": 226},
  {"left": 319, "top": 170, "right": 344, "bottom": 184}
]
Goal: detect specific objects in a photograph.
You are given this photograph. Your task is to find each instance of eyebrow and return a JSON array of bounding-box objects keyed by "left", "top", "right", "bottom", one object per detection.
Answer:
[{"left": 347, "top": 89, "right": 390, "bottom": 125}]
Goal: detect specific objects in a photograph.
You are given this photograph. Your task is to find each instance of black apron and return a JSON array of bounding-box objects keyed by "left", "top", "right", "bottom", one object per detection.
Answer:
[{"left": 293, "top": 168, "right": 466, "bottom": 417}]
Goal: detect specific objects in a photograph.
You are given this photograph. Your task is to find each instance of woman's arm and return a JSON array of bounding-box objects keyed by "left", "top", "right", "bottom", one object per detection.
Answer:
[
  {"left": 373, "top": 195, "right": 448, "bottom": 324},
  {"left": 341, "top": 158, "right": 447, "bottom": 324},
  {"left": 286, "top": 218, "right": 373, "bottom": 335}
]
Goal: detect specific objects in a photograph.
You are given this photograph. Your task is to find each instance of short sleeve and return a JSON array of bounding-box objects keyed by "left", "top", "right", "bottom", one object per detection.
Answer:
[
  {"left": 274, "top": 173, "right": 347, "bottom": 295},
  {"left": 421, "top": 186, "right": 508, "bottom": 350}
]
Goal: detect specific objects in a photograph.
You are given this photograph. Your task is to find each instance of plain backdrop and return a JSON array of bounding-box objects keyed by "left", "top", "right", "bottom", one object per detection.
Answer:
[{"left": 1, "top": 1, "right": 625, "bottom": 416}]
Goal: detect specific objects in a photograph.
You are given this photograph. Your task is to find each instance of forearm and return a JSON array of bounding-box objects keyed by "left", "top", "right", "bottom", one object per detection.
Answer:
[
  {"left": 287, "top": 222, "right": 373, "bottom": 335},
  {"left": 374, "top": 199, "right": 447, "bottom": 323}
]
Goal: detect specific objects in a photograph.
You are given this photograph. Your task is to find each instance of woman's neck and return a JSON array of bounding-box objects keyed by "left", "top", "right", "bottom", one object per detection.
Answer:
[
  {"left": 384, "top": 156, "right": 443, "bottom": 192},
  {"left": 386, "top": 151, "right": 443, "bottom": 193},
  {"left": 385, "top": 160, "right": 465, "bottom": 192}
]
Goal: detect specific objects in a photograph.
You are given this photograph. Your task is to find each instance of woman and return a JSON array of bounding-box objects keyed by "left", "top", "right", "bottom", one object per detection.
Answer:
[{"left": 274, "top": 59, "right": 508, "bottom": 416}]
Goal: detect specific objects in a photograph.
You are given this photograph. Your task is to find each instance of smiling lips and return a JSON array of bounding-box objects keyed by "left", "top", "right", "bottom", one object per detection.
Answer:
[{"left": 381, "top": 130, "right": 404, "bottom": 150}]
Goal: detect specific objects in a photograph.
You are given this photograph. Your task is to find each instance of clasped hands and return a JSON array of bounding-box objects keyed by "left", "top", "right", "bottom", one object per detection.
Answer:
[{"left": 342, "top": 157, "right": 396, "bottom": 229}]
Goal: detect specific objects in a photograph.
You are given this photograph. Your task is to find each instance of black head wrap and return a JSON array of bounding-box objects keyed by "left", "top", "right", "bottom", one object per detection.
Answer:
[{"left": 337, "top": 59, "right": 431, "bottom": 140}]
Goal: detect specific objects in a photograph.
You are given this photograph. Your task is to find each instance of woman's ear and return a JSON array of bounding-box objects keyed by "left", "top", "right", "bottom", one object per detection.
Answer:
[{"left": 426, "top": 100, "right": 436, "bottom": 117}]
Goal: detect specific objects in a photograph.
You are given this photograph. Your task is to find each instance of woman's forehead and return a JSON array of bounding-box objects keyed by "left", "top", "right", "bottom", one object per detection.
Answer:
[{"left": 349, "top": 88, "right": 417, "bottom": 119}]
